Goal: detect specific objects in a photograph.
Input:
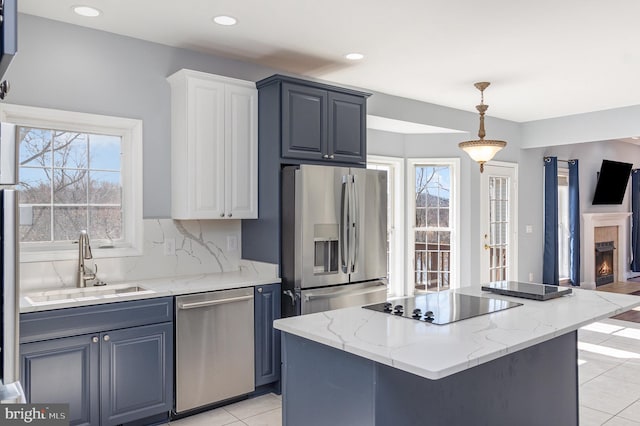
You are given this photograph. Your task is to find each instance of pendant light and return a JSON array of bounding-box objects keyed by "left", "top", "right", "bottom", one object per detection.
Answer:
[{"left": 458, "top": 82, "right": 506, "bottom": 173}]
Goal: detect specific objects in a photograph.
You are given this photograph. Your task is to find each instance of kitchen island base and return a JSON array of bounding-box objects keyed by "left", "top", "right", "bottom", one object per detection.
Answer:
[{"left": 281, "top": 332, "right": 578, "bottom": 426}]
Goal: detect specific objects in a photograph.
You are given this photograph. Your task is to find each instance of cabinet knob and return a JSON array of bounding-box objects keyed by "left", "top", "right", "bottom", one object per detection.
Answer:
[
  {"left": 329, "top": 154, "right": 335, "bottom": 159},
  {"left": 103, "top": 335, "right": 110, "bottom": 342},
  {"left": 92, "top": 336, "right": 99, "bottom": 343},
  {"left": 323, "top": 154, "right": 329, "bottom": 159},
  {"left": 257, "top": 287, "right": 263, "bottom": 293},
  {"left": 220, "top": 213, "right": 225, "bottom": 218},
  {"left": 227, "top": 213, "right": 232, "bottom": 218}
]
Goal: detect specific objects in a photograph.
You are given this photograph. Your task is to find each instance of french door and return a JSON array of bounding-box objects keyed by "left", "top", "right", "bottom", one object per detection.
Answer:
[{"left": 480, "top": 163, "right": 518, "bottom": 284}]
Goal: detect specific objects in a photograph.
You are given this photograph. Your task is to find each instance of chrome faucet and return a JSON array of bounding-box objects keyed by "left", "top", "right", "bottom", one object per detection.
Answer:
[{"left": 77, "top": 230, "right": 97, "bottom": 288}]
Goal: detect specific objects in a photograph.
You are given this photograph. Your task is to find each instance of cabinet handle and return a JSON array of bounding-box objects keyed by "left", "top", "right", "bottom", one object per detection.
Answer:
[
  {"left": 257, "top": 287, "right": 263, "bottom": 293},
  {"left": 329, "top": 154, "right": 335, "bottom": 159},
  {"left": 323, "top": 154, "right": 329, "bottom": 159},
  {"left": 92, "top": 336, "right": 99, "bottom": 343},
  {"left": 103, "top": 335, "right": 110, "bottom": 342},
  {"left": 220, "top": 213, "right": 225, "bottom": 218},
  {"left": 228, "top": 213, "right": 232, "bottom": 218},
  {"left": 178, "top": 294, "right": 253, "bottom": 310}
]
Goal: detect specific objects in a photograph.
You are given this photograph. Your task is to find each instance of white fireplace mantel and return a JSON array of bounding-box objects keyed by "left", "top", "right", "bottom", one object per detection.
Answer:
[{"left": 582, "top": 212, "right": 632, "bottom": 289}]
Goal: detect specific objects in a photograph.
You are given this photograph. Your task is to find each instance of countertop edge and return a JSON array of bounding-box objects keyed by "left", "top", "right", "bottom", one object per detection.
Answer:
[
  {"left": 20, "top": 271, "right": 281, "bottom": 313},
  {"left": 274, "top": 287, "right": 640, "bottom": 381}
]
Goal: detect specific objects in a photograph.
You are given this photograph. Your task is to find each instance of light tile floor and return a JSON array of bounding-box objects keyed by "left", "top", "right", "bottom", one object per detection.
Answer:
[
  {"left": 578, "top": 318, "right": 640, "bottom": 425},
  {"left": 169, "top": 393, "right": 282, "bottom": 426},
  {"left": 169, "top": 318, "right": 640, "bottom": 426}
]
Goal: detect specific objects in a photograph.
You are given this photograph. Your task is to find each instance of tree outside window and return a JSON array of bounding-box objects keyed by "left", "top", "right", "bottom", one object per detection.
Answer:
[{"left": 18, "top": 126, "right": 123, "bottom": 244}]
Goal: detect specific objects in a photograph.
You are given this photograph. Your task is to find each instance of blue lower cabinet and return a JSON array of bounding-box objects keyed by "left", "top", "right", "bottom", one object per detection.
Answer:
[
  {"left": 101, "top": 323, "right": 173, "bottom": 426},
  {"left": 254, "top": 283, "right": 281, "bottom": 387},
  {"left": 21, "top": 334, "right": 99, "bottom": 426},
  {"left": 20, "top": 298, "right": 174, "bottom": 426}
]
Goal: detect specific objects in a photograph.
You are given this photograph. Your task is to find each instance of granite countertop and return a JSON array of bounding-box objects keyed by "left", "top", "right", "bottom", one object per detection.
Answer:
[
  {"left": 273, "top": 285, "right": 640, "bottom": 380},
  {"left": 20, "top": 264, "right": 280, "bottom": 313}
]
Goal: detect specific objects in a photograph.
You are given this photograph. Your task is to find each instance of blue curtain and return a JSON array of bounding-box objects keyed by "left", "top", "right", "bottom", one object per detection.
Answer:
[
  {"left": 568, "top": 160, "right": 580, "bottom": 286},
  {"left": 631, "top": 170, "right": 640, "bottom": 272},
  {"left": 543, "top": 157, "right": 559, "bottom": 285}
]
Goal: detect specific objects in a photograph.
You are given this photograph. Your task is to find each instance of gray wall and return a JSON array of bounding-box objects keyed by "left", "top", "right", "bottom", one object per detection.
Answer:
[
  {"left": 9, "top": 14, "right": 639, "bottom": 288},
  {"left": 369, "top": 130, "right": 640, "bottom": 286},
  {"left": 6, "top": 14, "right": 277, "bottom": 218},
  {"left": 537, "top": 140, "right": 640, "bottom": 282},
  {"left": 368, "top": 124, "right": 535, "bottom": 286},
  {"left": 522, "top": 105, "right": 640, "bottom": 149}
]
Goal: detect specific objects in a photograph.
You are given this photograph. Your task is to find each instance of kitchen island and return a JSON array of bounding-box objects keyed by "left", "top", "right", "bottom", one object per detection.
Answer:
[{"left": 273, "top": 285, "right": 640, "bottom": 426}]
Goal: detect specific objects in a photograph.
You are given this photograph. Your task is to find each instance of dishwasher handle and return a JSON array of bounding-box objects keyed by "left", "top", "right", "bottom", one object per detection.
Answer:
[{"left": 178, "top": 294, "right": 253, "bottom": 310}]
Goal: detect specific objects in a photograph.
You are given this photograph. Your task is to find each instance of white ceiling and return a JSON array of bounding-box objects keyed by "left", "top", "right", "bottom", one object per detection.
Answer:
[{"left": 18, "top": 0, "right": 640, "bottom": 123}]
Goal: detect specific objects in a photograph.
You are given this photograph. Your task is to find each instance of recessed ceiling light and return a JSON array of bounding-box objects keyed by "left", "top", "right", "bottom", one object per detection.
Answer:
[
  {"left": 72, "top": 5, "right": 101, "bottom": 17},
  {"left": 345, "top": 53, "right": 364, "bottom": 61},
  {"left": 213, "top": 15, "right": 237, "bottom": 26}
]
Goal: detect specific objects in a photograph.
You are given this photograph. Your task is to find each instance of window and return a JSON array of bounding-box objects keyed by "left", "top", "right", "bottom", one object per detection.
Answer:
[
  {"left": 19, "top": 128, "right": 122, "bottom": 242},
  {"left": 0, "top": 104, "right": 143, "bottom": 261},
  {"left": 367, "top": 155, "right": 405, "bottom": 297},
  {"left": 408, "top": 159, "right": 459, "bottom": 293}
]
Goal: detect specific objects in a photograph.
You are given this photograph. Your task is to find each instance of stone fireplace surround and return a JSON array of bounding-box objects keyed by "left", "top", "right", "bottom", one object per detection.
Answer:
[{"left": 582, "top": 212, "right": 632, "bottom": 289}]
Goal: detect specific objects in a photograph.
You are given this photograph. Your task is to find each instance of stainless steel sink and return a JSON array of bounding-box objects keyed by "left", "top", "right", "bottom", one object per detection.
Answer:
[{"left": 24, "top": 283, "right": 155, "bottom": 305}]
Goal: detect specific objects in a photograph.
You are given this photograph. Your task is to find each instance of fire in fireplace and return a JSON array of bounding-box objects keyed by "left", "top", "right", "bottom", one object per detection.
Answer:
[{"left": 595, "top": 241, "right": 615, "bottom": 286}]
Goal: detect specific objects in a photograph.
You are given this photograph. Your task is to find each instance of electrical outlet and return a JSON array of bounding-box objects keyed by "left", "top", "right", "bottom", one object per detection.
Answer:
[
  {"left": 164, "top": 238, "right": 176, "bottom": 256},
  {"left": 529, "top": 272, "right": 534, "bottom": 282},
  {"left": 525, "top": 225, "right": 533, "bottom": 234},
  {"left": 227, "top": 235, "right": 238, "bottom": 252}
]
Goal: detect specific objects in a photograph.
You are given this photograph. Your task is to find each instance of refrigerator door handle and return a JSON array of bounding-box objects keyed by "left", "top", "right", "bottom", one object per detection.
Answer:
[
  {"left": 340, "top": 177, "right": 350, "bottom": 273},
  {"left": 350, "top": 179, "right": 359, "bottom": 273}
]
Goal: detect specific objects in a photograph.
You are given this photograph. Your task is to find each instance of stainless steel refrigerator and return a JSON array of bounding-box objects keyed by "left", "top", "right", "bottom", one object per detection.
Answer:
[
  {"left": 281, "top": 165, "right": 388, "bottom": 317},
  {"left": 0, "top": 122, "right": 19, "bottom": 388},
  {"left": 0, "top": 0, "right": 20, "bottom": 400}
]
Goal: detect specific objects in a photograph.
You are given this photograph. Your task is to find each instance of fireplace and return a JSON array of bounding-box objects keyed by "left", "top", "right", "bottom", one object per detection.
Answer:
[
  {"left": 595, "top": 241, "right": 615, "bottom": 286},
  {"left": 582, "top": 213, "right": 631, "bottom": 289}
]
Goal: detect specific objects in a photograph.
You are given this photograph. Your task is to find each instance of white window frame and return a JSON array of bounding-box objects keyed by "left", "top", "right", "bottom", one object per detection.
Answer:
[
  {"left": 406, "top": 158, "right": 460, "bottom": 295},
  {"left": 0, "top": 104, "right": 143, "bottom": 262},
  {"left": 367, "top": 155, "right": 405, "bottom": 297}
]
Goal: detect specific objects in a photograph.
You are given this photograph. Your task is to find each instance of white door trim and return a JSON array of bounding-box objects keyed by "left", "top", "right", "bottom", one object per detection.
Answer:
[{"left": 367, "top": 155, "right": 405, "bottom": 297}]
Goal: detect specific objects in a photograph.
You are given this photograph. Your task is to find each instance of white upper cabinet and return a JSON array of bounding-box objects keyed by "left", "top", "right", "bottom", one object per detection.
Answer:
[{"left": 168, "top": 69, "right": 258, "bottom": 219}]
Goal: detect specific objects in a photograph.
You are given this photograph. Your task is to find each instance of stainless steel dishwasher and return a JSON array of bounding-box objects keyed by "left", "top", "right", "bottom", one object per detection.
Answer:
[{"left": 175, "top": 287, "right": 255, "bottom": 413}]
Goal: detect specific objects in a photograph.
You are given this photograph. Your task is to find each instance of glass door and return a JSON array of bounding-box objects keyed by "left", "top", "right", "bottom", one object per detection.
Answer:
[{"left": 480, "top": 163, "right": 518, "bottom": 284}]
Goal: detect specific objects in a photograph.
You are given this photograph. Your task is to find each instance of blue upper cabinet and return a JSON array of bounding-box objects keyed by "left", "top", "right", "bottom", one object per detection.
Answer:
[
  {"left": 0, "top": 0, "right": 17, "bottom": 96},
  {"left": 282, "top": 82, "right": 328, "bottom": 161},
  {"left": 258, "top": 75, "right": 371, "bottom": 166},
  {"left": 328, "top": 91, "right": 367, "bottom": 164}
]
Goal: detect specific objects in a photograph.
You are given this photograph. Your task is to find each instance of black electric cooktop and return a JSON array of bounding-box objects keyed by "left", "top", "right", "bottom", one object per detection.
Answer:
[
  {"left": 481, "top": 281, "right": 573, "bottom": 301},
  {"left": 363, "top": 292, "right": 522, "bottom": 325}
]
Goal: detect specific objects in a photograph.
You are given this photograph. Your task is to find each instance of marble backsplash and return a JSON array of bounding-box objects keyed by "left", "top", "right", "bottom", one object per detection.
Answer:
[{"left": 19, "top": 219, "right": 262, "bottom": 292}]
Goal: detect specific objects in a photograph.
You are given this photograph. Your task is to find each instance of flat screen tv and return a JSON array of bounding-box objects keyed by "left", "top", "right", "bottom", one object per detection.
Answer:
[{"left": 592, "top": 160, "right": 633, "bottom": 205}]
